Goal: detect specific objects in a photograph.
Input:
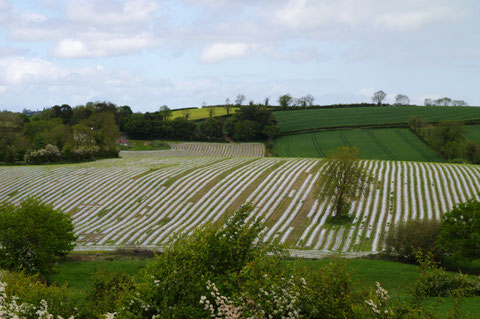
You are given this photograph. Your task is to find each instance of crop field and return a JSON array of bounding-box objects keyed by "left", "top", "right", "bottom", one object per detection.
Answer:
[
  {"left": 1, "top": 143, "right": 479, "bottom": 254},
  {"left": 273, "top": 129, "right": 444, "bottom": 162},
  {"left": 466, "top": 125, "right": 480, "bottom": 143},
  {"left": 274, "top": 106, "right": 480, "bottom": 132},
  {"left": 121, "top": 142, "right": 265, "bottom": 158},
  {"left": 171, "top": 107, "right": 238, "bottom": 120}
]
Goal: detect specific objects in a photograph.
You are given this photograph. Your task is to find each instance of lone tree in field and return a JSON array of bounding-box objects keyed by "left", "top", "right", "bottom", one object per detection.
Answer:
[
  {"left": 394, "top": 94, "right": 410, "bottom": 105},
  {"left": 372, "top": 90, "right": 387, "bottom": 105},
  {"left": 318, "top": 147, "right": 373, "bottom": 220}
]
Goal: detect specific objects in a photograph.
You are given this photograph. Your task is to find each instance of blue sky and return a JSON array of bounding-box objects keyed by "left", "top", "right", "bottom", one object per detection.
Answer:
[{"left": 0, "top": 0, "right": 479, "bottom": 112}]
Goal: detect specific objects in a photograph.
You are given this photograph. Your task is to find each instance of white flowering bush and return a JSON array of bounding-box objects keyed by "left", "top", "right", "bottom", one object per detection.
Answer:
[{"left": 25, "top": 144, "right": 62, "bottom": 164}]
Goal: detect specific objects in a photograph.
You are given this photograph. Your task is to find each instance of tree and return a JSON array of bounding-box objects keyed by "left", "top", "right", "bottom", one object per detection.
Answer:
[
  {"left": 318, "top": 146, "right": 373, "bottom": 220},
  {"left": 234, "top": 94, "right": 245, "bottom": 106},
  {"left": 303, "top": 94, "right": 315, "bottom": 107},
  {"left": 182, "top": 109, "right": 191, "bottom": 120},
  {"left": 372, "top": 90, "right": 387, "bottom": 105},
  {"left": 225, "top": 98, "right": 231, "bottom": 115},
  {"left": 434, "top": 97, "right": 452, "bottom": 106},
  {"left": 278, "top": 94, "right": 293, "bottom": 109},
  {"left": 207, "top": 106, "right": 215, "bottom": 118},
  {"left": 437, "top": 199, "right": 480, "bottom": 262},
  {"left": 394, "top": 94, "right": 410, "bottom": 105},
  {"left": 424, "top": 98, "right": 434, "bottom": 106},
  {"left": 452, "top": 100, "right": 468, "bottom": 106},
  {"left": 159, "top": 105, "right": 172, "bottom": 120},
  {"left": 0, "top": 198, "right": 76, "bottom": 277}
]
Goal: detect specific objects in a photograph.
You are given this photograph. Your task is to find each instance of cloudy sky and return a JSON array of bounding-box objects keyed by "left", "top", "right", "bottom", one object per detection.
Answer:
[{"left": 0, "top": 0, "right": 479, "bottom": 112}]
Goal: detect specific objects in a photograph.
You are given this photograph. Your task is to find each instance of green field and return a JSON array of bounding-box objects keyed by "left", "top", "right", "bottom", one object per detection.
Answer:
[
  {"left": 274, "top": 106, "right": 480, "bottom": 133},
  {"left": 171, "top": 107, "right": 239, "bottom": 120},
  {"left": 467, "top": 125, "right": 480, "bottom": 143},
  {"left": 273, "top": 128, "right": 445, "bottom": 162}
]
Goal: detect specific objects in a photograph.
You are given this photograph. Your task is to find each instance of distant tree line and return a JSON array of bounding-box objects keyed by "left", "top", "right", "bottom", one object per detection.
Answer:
[
  {"left": 409, "top": 115, "right": 480, "bottom": 163},
  {"left": 123, "top": 104, "right": 278, "bottom": 143},
  {"left": 0, "top": 101, "right": 128, "bottom": 164}
]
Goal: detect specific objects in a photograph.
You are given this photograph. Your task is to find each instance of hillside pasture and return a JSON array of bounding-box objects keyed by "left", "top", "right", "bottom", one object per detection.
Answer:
[
  {"left": 273, "top": 128, "right": 444, "bottom": 162},
  {"left": 1, "top": 149, "right": 479, "bottom": 254},
  {"left": 171, "top": 106, "right": 238, "bottom": 120},
  {"left": 274, "top": 106, "right": 480, "bottom": 133}
]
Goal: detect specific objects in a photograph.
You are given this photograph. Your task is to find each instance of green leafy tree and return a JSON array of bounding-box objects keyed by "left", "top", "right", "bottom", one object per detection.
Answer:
[
  {"left": 159, "top": 105, "right": 172, "bottom": 120},
  {"left": 437, "top": 199, "right": 480, "bottom": 262},
  {"left": 318, "top": 146, "right": 373, "bottom": 220},
  {"left": 278, "top": 94, "right": 293, "bottom": 109},
  {"left": 0, "top": 198, "right": 76, "bottom": 278}
]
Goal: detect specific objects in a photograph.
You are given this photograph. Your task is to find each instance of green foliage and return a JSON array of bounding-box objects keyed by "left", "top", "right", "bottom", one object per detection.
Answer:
[
  {"left": 0, "top": 270, "right": 77, "bottom": 318},
  {"left": 318, "top": 146, "right": 373, "bottom": 219},
  {"left": 82, "top": 269, "right": 135, "bottom": 318},
  {"left": 225, "top": 104, "right": 278, "bottom": 141},
  {"left": 386, "top": 219, "right": 441, "bottom": 262},
  {"left": 0, "top": 198, "right": 76, "bottom": 278},
  {"left": 119, "top": 204, "right": 281, "bottom": 318},
  {"left": 437, "top": 199, "right": 480, "bottom": 262}
]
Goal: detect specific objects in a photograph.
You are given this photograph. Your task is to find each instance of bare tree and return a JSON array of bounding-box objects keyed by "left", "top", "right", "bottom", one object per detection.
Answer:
[
  {"left": 424, "top": 98, "right": 434, "bottom": 106},
  {"left": 235, "top": 94, "right": 246, "bottom": 106},
  {"left": 372, "top": 90, "right": 387, "bottom": 105},
  {"left": 264, "top": 97, "right": 270, "bottom": 106},
  {"left": 303, "top": 94, "right": 315, "bottom": 106},
  {"left": 225, "top": 98, "right": 231, "bottom": 115},
  {"left": 182, "top": 109, "right": 191, "bottom": 120},
  {"left": 452, "top": 100, "right": 468, "bottom": 106},
  {"left": 207, "top": 106, "right": 215, "bottom": 118},
  {"left": 394, "top": 94, "right": 410, "bottom": 106}
]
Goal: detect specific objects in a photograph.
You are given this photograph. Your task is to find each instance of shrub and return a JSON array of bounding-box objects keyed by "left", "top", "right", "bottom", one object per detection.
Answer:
[
  {"left": 437, "top": 199, "right": 480, "bottom": 262},
  {"left": 0, "top": 271, "right": 77, "bottom": 318},
  {"left": 24, "top": 144, "right": 62, "bottom": 164},
  {"left": 385, "top": 219, "right": 441, "bottom": 262},
  {"left": 0, "top": 198, "right": 76, "bottom": 278}
]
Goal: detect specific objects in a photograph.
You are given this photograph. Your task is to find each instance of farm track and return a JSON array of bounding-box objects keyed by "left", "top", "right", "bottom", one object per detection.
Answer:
[{"left": 1, "top": 142, "right": 479, "bottom": 253}]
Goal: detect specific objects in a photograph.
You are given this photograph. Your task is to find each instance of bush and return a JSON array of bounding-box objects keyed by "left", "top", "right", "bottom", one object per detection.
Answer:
[
  {"left": 386, "top": 219, "right": 441, "bottom": 262},
  {"left": 437, "top": 199, "right": 480, "bottom": 262},
  {"left": 0, "top": 271, "right": 77, "bottom": 318},
  {"left": 24, "top": 144, "right": 63, "bottom": 164},
  {"left": 0, "top": 198, "right": 76, "bottom": 278}
]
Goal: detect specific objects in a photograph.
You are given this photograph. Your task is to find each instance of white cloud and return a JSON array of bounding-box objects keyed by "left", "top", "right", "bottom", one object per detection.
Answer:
[
  {"left": 66, "top": 0, "right": 161, "bottom": 25},
  {"left": 0, "top": 56, "right": 66, "bottom": 85},
  {"left": 199, "top": 43, "right": 255, "bottom": 63}
]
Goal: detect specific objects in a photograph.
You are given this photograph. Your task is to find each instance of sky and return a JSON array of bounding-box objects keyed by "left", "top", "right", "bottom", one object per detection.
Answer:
[{"left": 0, "top": 0, "right": 479, "bottom": 112}]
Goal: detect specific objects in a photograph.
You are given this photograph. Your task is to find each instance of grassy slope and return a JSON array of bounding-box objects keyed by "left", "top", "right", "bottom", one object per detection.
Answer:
[
  {"left": 273, "top": 128, "right": 445, "bottom": 162},
  {"left": 275, "top": 106, "right": 480, "bottom": 132},
  {"left": 466, "top": 125, "right": 480, "bottom": 143},
  {"left": 53, "top": 257, "right": 480, "bottom": 317},
  {"left": 119, "top": 140, "right": 171, "bottom": 151},
  {"left": 171, "top": 107, "right": 239, "bottom": 120}
]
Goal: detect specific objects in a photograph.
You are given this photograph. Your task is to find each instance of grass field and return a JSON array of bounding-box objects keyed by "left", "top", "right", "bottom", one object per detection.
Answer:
[
  {"left": 52, "top": 257, "right": 480, "bottom": 317},
  {"left": 467, "top": 125, "right": 480, "bottom": 143},
  {"left": 274, "top": 106, "right": 480, "bottom": 132},
  {"left": 273, "top": 128, "right": 445, "bottom": 162},
  {"left": 171, "top": 107, "right": 238, "bottom": 120},
  {"left": 119, "top": 140, "right": 171, "bottom": 151}
]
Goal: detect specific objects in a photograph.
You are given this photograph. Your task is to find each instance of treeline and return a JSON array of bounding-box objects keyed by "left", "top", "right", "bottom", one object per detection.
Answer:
[
  {"left": 409, "top": 115, "right": 480, "bottom": 163},
  {"left": 124, "top": 104, "right": 278, "bottom": 142},
  {"left": 0, "top": 102, "right": 130, "bottom": 164}
]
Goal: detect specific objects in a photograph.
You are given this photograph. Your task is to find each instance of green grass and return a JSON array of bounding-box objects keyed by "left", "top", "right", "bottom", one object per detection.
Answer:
[
  {"left": 171, "top": 107, "right": 239, "bottom": 120},
  {"left": 275, "top": 106, "right": 480, "bottom": 133},
  {"left": 466, "top": 125, "right": 480, "bottom": 143},
  {"left": 119, "top": 140, "right": 171, "bottom": 151},
  {"left": 53, "top": 259, "right": 149, "bottom": 298},
  {"left": 273, "top": 128, "right": 445, "bottom": 162}
]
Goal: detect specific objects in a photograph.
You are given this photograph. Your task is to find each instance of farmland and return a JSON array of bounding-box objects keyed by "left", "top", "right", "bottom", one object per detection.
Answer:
[
  {"left": 171, "top": 106, "right": 238, "bottom": 120},
  {"left": 274, "top": 106, "right": 480, "bottom": 133},
  {"left": 467, "top": 125, "right": 480, "bottom": 143},
  {"left": 1, "top": 142, "right": 479, "bottom": 254},
  {"left": 273, "top": 128, "right": 444, "bottom": 162}
]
